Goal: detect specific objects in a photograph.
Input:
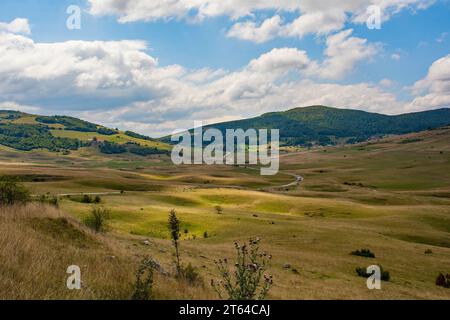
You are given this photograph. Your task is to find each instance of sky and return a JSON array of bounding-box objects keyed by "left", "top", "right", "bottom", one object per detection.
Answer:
[{"left": 0, "top": 0, "right": 449, "bottom": 137}]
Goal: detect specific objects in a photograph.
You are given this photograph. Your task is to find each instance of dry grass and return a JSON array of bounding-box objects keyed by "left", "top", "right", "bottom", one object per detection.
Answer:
[{"left": 0, "top": 203, "right": 212, "bottom": 300}]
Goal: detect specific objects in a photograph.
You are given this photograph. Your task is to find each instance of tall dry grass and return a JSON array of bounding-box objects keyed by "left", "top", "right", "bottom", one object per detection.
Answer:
[
  {"left": 0, "top": 203, "right": 135, "bottom": 299},
  {"left": 0, "top": 203, "right": 213, "bottom": 300}
]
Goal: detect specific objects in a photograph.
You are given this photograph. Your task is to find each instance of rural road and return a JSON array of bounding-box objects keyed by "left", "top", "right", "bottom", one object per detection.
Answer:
[
  {"left": 276, "top": 172, "right": 304, "bottom": 189},
  {"left": 56, "top": 191, "right": 122, "bottom": 197},
  {"left": 238, "top": 165, "right": 304, "bottom": 191}
]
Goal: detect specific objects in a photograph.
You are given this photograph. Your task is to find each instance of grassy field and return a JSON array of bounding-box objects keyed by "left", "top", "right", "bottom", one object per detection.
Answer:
[{"left": 0, "top": 127, "right": 449, "bottom": 299}]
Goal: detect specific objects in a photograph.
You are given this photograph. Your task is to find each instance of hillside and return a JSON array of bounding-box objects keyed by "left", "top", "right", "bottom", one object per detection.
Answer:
[
  {"left": 191, "top": 106, "right": 450, "bottom": 146},
  {"left": 0, "top": 110, "right": 170, "bottom": 155},
  {"left": 4, "top": 106, "right": 450, "bottom": 154}
]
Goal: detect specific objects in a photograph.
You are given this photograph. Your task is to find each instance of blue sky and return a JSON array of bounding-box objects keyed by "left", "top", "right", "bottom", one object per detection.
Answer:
[{"left": 0, "top": 0, "right": 449, "bottom": 136}]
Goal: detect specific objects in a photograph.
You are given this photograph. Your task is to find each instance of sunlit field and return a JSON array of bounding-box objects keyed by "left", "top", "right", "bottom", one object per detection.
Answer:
[{"left": 1, "top": 127, "right": 449, "bottom": 299}]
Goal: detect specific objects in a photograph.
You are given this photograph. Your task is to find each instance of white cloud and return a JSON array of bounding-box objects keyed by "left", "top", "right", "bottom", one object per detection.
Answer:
[
  {"left": 0, "top": 18, "right": 31, "bottom": 35},
  {"left": 410, "top": 55, "right": 450, "bottom": 111},
  {"left": 88, "top": 0, "right": 301, "bottom": 23},
  {"left": 248, "top": 48, "right": 311, "bottom": 73},
  {"left": 436, "top": 32, "right": 448, "bottom": 43},
  {"left": 316, "top": 29, "right": 380, "bottom": 80},
  {"left": 227, "top": 15, "right": 283, "bottom": 44},
  {"left": 226, "top": 0, "right": 434, "bottom": 42},
  {"left": 379, "top": 78, "right": 394, "bottom": 87},
  {"left": 391, "top": 53, "right": 401, "bottom": 60},
  {"left": 0, "top": 101, "right": 40, "bottom": 113},
  {"left": 88, "top": 0, "right": 435, "bottom": 43}
]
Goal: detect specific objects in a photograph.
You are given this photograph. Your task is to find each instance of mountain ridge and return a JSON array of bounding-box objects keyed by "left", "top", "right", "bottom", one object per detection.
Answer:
[
  {"left": 196, "top": 105, "right": 450, "bottom": 146},
  {"left": 1, "top": 105, "right": 450, "bottom": 152}
]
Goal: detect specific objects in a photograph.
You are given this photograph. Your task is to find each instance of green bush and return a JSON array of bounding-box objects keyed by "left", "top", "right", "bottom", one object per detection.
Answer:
[
  {"left": 37, "top": 194, "right": 58, "bottom": 207},
  {"left": 215, "top": 206, "right": 224, "bottom": 214},
  {"left": 356, "top": 265, "right": 390, "bottom": 281},
  {"left": 0, "top": 176, "right": 30, "bottom": 206},
  {"left": 84, "top": 206, "right": 110, "bottom": 233},
  {"left": 82, "top": 195, "right": 93, "bottom": 203},
  {"left": 351, "top": 248, "right": 376, "bottom": 258},
  {"left": 436, "top": 273, "right": 450, "bottom": 288}
]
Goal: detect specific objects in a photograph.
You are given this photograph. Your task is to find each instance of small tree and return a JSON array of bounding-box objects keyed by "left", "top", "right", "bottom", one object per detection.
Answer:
[
  {"left": 84, "top": 206, "right": 110, "bottom": 233},
  {"left": 211, "top": 238, "right": 273, "bottom": 300},
  {"left": 131, "top": 256, "right": 155, "bottom": 300},
  {"left": 0, "top": 176, "right": 30, "bottom": 206},
  {"left": 215, "top": 205, "right": 224, "bottom": 214},
  {"left": 168, "top": 209, "right": 181, "bottom": 274}
]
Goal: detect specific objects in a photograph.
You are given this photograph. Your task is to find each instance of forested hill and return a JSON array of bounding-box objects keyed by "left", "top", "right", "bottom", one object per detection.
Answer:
[
  {"left": 0, "top": 110, "right": 170, "bottom": 154},
  {"left": 2, "top": 106, "right": 450, "bottom": 152},
  {"left": 198, "top": 106, "right": 450, "bottom": 146}
]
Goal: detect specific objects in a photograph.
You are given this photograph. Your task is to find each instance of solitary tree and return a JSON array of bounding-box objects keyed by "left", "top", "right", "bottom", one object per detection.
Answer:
[{"left": 168, "top": 209, "right": 181, "bottom": 274}]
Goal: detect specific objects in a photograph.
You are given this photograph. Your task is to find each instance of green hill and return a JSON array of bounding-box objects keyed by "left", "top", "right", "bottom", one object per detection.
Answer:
[
  {"left": 0, "top": 110, "right": 170, "bottom": 154},
  {"left": 191, "top": 106, "right": 450, "bottom": 146}
]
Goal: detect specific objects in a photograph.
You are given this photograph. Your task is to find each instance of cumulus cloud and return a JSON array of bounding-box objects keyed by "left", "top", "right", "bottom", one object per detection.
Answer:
[
  {"left": 0, "top": 30, "right": 165, "bottom": 110},
  {"left": 410, "top": 55, "right": 450, "bottom": 111},
  {"left": 0, "top": 18, "right": 31, "bottom": 35},
  {"left": 316, "top": 29, "right": 380, "bottom": 80},
  {"left": 227, "top": 15, "right": 283, "bottom": 44},
  {"left": 87, "top": 0, "right": 435, "bottom": 43},
  {"left": 391, "top": 53, "right": 401, "bottom": 60}
]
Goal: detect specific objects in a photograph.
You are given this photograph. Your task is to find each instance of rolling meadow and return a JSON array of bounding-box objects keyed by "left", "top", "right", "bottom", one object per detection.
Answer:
[{"left": 1, "top": 125, "right": 450, "bottom": 299}]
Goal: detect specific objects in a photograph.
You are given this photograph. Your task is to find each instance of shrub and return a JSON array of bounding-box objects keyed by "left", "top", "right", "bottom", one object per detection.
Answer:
[
  {"left": 351, "top": 248, "right": 376, "bottom": 258},
  {"left": 203, "top": 231, "right": 209, "bottom": 238},
  {"left": 215, "top": 206, "right": 224, "bottom": 214},
  {"left": 82, "top": 194, "right": 93, "bottom": 203},
  {"left": 356, "top": 265, "right": 390, "bottom": 281},
  {"left": 179, "top": 263, "right": 201, "bottom": 285},
  {"left": 37, "top": 194, "right": 58, "bottom": 207},
  {"left": 211, "top": 238, "right": 273, "bottom": 300},
  {"left": 436, "top": 273, "right": 450, "bottom": 288},
  {"left": 0, "top": 176, "right": 30, "bottom": 206},
  {"left": 84, "top": 206, "right": 110, "bottom": 232},
  {"left": 94, "top": 195, "right": 101, "bottom": 204},
  {"left": 131, "top": 257, "right": 155, "bottom": 300}
]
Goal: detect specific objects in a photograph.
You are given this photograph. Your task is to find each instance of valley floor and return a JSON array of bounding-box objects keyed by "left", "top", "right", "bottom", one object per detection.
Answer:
[{"left": 1, "top": 127, "right": 450, "bottom": 299}]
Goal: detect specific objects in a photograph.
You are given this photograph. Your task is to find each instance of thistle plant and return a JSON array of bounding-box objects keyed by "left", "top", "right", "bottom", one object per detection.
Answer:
[{"left": 211, "top": 238, "right": 273, "bottom": 300}]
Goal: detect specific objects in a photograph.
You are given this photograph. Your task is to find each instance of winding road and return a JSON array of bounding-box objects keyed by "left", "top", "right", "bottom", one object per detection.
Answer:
[{"left": 238, "top": 165, "right": 304, "bottom": 191}]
